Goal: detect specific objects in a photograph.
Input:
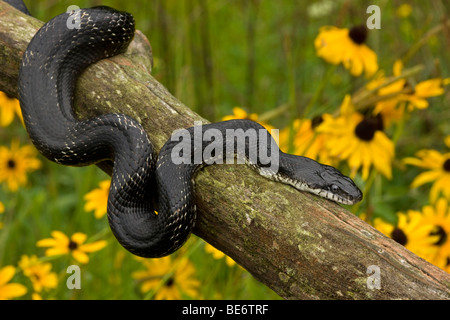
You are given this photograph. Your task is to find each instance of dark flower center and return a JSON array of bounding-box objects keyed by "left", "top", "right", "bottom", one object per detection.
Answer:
[
  {"left": 5, "top": 92, "right": 15, "bottom": 99},
  {"left": 391, "top": 228, "right": 408, "bottom": 246},
  {"left": 349, "top": 25, "right": 368, "bottom": 45},
  {"left": 166, "top": 276, "right": 175, "bottom": 287},
  {"left": 403, "top": 81, "right": 415, "bottom": 94},
  {"left": 430, "top": 226, "right": 447, "bottom": 246},
  {"left": 443, "top": 159, "right": 450, "bottom": 172},
  {"left": 7, "top": 159, "right": 16, "bottom": 169},
  {"left": 354, "top": 118, "right": 379, "bottom": 141},
  {"left": 68, "top": 241, "right": 78, "bottom": 250},
  {"left": 311, "top": 115, "right": 324, "bottom": 129}
]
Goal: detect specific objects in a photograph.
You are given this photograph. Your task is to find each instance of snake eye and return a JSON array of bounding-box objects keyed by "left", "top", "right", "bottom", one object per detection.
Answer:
[{"left": 330, "top": 184, "right": 339, "bottom": 193}]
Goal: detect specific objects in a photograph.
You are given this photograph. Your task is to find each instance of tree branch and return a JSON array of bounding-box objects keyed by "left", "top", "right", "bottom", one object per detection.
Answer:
[{"left": 1, "top": 1, "right": 450, "bottom": 299}]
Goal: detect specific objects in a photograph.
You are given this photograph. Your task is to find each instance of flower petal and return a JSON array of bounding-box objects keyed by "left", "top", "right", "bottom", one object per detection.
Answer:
[
  {"left": 410, "top": 170, "right": 442, "bottom": 188},
  {"left": 79, "top": 240, "right": 107, "bottom": 253},
  {"left": 45, "top": 247, "right": 69, "bottom": 257},
  {"left": 36, "top": 238, "right": 58, "bottom": 248},
  {"left": 415, "top": 79, "right": 444, "bottom": 98},
  {"left": 71, "top": 232, "right": 87, "bottom": 245},
  {"left": 72, "top": 250, "right": 89, "bottom": 264},
  {"left": 0, "top": 266, "right": 15, "bottom": 286},
  {"left": 0, "top": 283, "right": 27, "bottom": 299},
  {"left": 51, "top": 230, "right": 70, "bottom": 244}
]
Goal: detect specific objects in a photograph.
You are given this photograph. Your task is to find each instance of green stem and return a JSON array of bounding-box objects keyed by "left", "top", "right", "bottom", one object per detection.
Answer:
[
  {"left": 402, "top": 19, "right": 449, "bottom": 65},
  {"left": 352, "top": 169, "right": 379, "bottom": 215},
  {"left": 392, "top": 103, "right": 407, "bottom": 145},
  {"left": 303, "top": 64, "right": 336, "bottom": 118},
  {"left": 0, "top": 193, "right": 18, "bottom": 266},
  {"left": 258, "top": 103, "right": 290, "bottom": 123},
  {"left": 87, "top": 226, "right": 111, "bottom": 243}
]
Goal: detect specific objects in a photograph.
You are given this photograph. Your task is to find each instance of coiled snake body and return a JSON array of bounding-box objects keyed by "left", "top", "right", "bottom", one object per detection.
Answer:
[{"left": 14, "top": 5, "right": 362, "bottom": 258}]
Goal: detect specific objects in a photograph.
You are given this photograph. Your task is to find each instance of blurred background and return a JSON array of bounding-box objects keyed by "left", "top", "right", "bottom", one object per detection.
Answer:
[{"left": 0, "top": 0, "right": 449, "bottom": 299}]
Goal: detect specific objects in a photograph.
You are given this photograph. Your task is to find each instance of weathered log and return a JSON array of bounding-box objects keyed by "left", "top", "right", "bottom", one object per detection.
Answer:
[{"left": 1, "top": 1, "right": 449, "bottom": 299}]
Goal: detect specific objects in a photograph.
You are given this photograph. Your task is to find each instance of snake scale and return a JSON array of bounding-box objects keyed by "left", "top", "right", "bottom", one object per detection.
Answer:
[{"left": 8, "top": 2, "right": 362, "bottom": 258}]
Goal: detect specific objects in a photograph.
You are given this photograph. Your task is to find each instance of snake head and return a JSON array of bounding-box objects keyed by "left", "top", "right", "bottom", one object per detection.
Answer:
[
  {"left": 313, "top": 165, "right": 363, "bottom": 205},
  {"left": 277, "top": 154, "right": 363, "bottom": 205}
]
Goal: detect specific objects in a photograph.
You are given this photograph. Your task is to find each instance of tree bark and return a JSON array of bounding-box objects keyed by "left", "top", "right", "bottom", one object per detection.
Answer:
[{"left": 1, "top": 1, "right": 450, "bottom": 299}]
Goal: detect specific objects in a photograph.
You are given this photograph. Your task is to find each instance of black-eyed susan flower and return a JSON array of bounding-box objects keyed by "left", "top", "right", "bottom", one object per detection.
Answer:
[
  {"left": 205, "top": 243, "right": 236, "bottom": 267},
  {"left": 317, "top": 95, "right": 394, "bottom": 180},
  {"left": 84, "top": 180, "right": 110, "bottom": 219},
  {"left": 280, "top": 117, "right": 335, "bottom": 166},
  {"left": 132, "top": 256, "right": 200, "bottom": 300},
  {"left": 0, "top": 265, "right": 27, "bottom": 300},
  {"left": 222, "top": 106, "right": 275, "bottom": 131},
  {"left": 420, "top": 198, "right": 450, "bottom": 272},
  {"left": 314, "top": 25, "right": 378, "bottom": 77},
  {"left": 367, "top": 61, "right": 447, "bottom": 126},
  {"left": 37, "top": 231, "right": 107, "bottom": 264},
  {"left": 373, "top": 61, "right": 447, "bottom": 112},
  {"left": 0, "top": 139, "right": 42, "bottom": 192},
  {"left": 0, "top": 91, "right": 23, "bottom": 127},
  {"left": 403, "top": 140, "right": 450, "bottom": 203},
  {"left": 18, "top": 255, "right": 57, "bottom": 293},
  {"left": 373, "top": 211, "right": 439, "bottom": 260}
]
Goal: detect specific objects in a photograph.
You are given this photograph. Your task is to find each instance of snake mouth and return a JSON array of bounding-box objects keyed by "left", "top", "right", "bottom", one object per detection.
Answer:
[
  {"left": 271, "top": 175, "right": 359, "bottom": 205},
  {"left": 308, "top": 188, "right": 357, "bottom": 205}
]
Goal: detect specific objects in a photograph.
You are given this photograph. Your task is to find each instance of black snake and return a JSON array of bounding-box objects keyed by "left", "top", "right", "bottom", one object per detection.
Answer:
[{"left": 9, "top": 2, "right": 362, "bottom": 258}]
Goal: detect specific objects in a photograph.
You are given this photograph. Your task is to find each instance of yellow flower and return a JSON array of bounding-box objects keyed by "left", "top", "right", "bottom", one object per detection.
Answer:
[
  {"left": 18, "top": 255, "right": 58, "bottom": 293},
  {"left": 32, "top": 293, "right": 43, "bottom": 300},
  {"left": 314, "top": 25, "right": 378, "bottom": 77},
  {"left": 0, "top": 91, "right": 23, "bottom": 127},
  {"left": 377, "top": 61, "right": 446, "bottom": 111},
  {"left": 368, "top": 60, "right": 408, "bottom": 128},
  {"left": 402, "top": 78, "right": 445, "bottom": 111},
  {"left": 396, "top": 4, "right": 412, "bottom": 18},
  {"left": 420, "top": 198, "right": 450, "bottom": 272},
  {"left": 317, "top": 95, "right": 394, "bottom": 180},
  {"left": 368, "top": 60, "right": 446, "bottom": 124},
  {"left": 222, "top": 107, "right": 275, "bottom": 132},
  {"left": 132, "top": 256, "right": 200, "bottom": 300},
  {"left": 0, "top": 265, "right": 27, "bottom": 300},
  {"left": 205, "top": 243, "right": 236, "bottom": 267},
  {"left": 84, "top": 180, "right": 110, "bottom": 219},
  {"left": 373, "top": 211, "right": 439, "bottom": 260},
  {"left": 280, "top": 117, "right": 335, "bottom": 166},
  {"left": 403, "top": 147, "right": 450, "bottom": 203},
  {"left": 0, "top": 139, "right": 42, "bottom": 192},
  {"left": 37, "top": 231, "right": 107, "bottom": 264},
  {"left": 375, "top": 60, "right": 405, "bottom": 95}
]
